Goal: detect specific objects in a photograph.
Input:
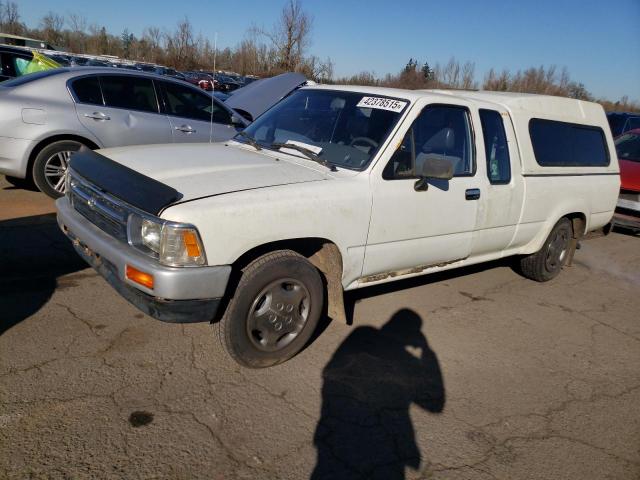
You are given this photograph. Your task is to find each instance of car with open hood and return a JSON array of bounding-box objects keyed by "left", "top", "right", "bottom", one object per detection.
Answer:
[{"left": 56, "top": 86, "right": 619, "bottom": 368}]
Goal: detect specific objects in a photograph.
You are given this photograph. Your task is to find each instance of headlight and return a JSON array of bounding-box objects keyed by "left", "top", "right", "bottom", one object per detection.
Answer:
[
  {"left": 129, "top": 215, "right": 206, "bottom": 267},
  {"left": 141, "top": 219, "right": 162, "bottom": 253}
]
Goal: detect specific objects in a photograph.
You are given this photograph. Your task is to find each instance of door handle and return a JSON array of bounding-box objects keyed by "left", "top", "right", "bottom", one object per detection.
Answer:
[
  {"left": 465, "top": 188, "right": 480, "bottom": 200},
  {"left": 83, "top": 112, "right": 110, "bottom": 120},
  {"left": 175, "top": 125, "right": 196, "bottom": 133}
]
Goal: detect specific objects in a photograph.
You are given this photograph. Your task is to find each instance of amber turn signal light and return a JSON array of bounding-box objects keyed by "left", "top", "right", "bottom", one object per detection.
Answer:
[
  {"left": 182, "top": 230, "right": 202, "bottom": 258},
  {"left": 126, "top": 264, "right": 154, "bottom": 290}
]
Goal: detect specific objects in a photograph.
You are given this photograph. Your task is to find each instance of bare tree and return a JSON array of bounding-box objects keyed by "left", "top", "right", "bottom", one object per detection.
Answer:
[
  {"left": 40, "top": 12, "right": 64, "bottom": 46},
  {"left": 165, "top": 18, "right": 197, "bottom": 70},
  {"left": 1, "top": 1, "right": 23, "bottom": 35},
  {"left": 257, "top": 0, "right": 312, "bottom": 72}
]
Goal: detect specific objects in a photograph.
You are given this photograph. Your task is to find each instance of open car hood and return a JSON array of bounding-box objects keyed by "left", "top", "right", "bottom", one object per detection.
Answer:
[{"left": 225, "top": 72, "right": 307, "bottom": 121}]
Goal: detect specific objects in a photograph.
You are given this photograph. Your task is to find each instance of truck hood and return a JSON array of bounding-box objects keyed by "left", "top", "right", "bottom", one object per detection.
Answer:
[{"left": 96, "top": 142, "right": 328, "bottom": 204}]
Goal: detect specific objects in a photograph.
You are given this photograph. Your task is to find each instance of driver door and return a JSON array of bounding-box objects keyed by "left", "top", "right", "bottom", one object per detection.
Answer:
[{"left": 363, "top": 103, "right": 480, "bottom": 278}]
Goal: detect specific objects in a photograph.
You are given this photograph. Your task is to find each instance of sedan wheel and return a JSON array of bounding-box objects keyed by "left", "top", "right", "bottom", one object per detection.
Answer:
[
  {"left": 43, "top": 150, "right": 73, "bottom": 194},
  {"left": 33, "top": 140, "right": 86, "bottom": 199}
]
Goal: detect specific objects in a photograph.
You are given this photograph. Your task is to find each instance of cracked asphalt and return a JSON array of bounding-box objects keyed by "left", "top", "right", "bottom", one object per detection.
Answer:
[{"left": 1, "top": 176, "right": 639, "bottom": 479}]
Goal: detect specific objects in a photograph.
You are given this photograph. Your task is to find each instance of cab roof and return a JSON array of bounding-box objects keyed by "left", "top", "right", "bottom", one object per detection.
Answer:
[{"left": 306, "top": 84, "right": 605, "bottom": 123}]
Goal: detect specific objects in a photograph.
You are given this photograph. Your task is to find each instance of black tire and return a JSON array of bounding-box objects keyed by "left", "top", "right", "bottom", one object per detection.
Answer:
[
  {"left": 217, "top": 250, "right": 324, "bottom": 368},
  {"left": 519, "top": 218, "right": 573, "bottom": 282},
  {"left": 33, "top": 140, "right": 86, "bottom": 199}
]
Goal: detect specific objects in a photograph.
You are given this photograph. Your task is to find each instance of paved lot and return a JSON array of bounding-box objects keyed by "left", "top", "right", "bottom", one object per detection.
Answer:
[{"left": 1, "top": 176, "right": 639, "bottom": 479}]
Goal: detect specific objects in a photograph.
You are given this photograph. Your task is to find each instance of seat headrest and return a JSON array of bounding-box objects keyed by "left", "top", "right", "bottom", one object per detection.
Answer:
[{"left": 423, "top": 127, "right": 455, "bottom": 152}]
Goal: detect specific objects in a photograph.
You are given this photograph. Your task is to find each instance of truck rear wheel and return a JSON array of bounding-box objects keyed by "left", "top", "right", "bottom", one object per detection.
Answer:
[
  {"left": 217, "top": 250, "right": 324, "bottom": 368},
  {"left": 519, "top": 218, "right": 572, "bottom": 282}
]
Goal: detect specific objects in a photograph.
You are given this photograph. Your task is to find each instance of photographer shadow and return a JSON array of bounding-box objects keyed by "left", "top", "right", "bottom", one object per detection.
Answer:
[
  {"left": 311, "top": 308, "right": 445, "bottom": 480},
  {"left": 0, "top": 213, "right": 87, "bottom": 334}
]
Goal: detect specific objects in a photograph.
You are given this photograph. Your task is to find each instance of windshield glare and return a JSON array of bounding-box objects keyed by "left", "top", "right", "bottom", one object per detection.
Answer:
[{"left": 240, "top": 89, "right": 408, "bottom": 170}]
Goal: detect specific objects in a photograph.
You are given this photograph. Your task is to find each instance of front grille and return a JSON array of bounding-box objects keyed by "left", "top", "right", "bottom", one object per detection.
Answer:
[{"left": 68, "top": 171, "right": 130, "bottom": 243}]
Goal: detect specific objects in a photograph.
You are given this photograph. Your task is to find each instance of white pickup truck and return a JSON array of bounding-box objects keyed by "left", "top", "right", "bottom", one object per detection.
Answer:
[{"left": 56, "top": 86, "right": 620, "bottom": 367}]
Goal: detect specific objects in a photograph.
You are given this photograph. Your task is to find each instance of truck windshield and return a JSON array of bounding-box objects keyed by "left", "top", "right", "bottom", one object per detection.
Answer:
[{"left": 238, "top": 89, "right": 409, "bottom": 170}]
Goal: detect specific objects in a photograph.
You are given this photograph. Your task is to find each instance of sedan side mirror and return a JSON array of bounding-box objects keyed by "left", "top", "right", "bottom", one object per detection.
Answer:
[
  {"left": 231, "top": 115, "right": 245, "bottom": 128},
  {"left": 414, "top": 157, "right": 454, "bottom": 191}
]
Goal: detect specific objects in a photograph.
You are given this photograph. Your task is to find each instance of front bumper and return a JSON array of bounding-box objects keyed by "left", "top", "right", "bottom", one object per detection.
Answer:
[
  {"left": 56, "top": 197, "right": 232, "bottom": 323},
  {"left": 613, "top": 193, "right": 640, "bottom": 232}
]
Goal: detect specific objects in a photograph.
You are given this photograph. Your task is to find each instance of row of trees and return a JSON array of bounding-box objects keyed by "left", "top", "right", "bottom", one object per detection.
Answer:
[
  {"left": 0, "top": 0, "right": 333, "bottom": 79},
  {"left": 1, "top": 0, "right": 637, "bottom": 111}
]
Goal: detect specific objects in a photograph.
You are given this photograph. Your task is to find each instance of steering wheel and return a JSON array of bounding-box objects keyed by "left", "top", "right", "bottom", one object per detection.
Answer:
[{"left": 349, "top": 137, "right": 379, "bottom": 149}]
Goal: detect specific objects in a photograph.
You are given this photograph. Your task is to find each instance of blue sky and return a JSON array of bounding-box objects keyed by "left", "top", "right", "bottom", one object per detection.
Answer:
[{"left": 16, "top": 0, "right": 640, "bottom": 101}]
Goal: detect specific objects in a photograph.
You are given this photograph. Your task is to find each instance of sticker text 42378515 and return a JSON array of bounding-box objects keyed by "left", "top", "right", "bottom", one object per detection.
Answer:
[{"left": 356, "top": 97, "right": 407, "bottom": 113}]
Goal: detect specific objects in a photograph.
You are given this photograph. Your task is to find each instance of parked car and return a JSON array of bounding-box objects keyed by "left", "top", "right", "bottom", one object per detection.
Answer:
[
  {"left": 215, "top": 74, "right": 242, "bottom": 92},
  {"left": 612, "top": 128, "right": 640, "bottom": 231},
  {"left": 183, "top": 72, "right": 216, "bottom": 91},
  {"left": 57, "top": 87, "right": 619, "bottom": 367},
  {"left": 0, "top": 68, "right": 248, "bottom": 197},
  {"left": 607, "top": 112, "right": 640, "bottom": 137},
  {"left": 1, "top": 45, "right": 58, "bottom": 81}
]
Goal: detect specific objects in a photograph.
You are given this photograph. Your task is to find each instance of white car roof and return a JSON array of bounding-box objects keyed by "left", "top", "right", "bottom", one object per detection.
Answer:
[{"left": 306, "top": 84, "right": 605, "bottom": 124}]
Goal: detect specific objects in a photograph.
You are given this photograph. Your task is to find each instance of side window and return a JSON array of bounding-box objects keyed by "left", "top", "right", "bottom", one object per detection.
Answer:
[
  {"left": 479, "top": 109, "right": 511, "bottom": 184},
  {"left": 529, "top": 119, "right": 609, "bottom": 167},
  {"left": 0, "top": 53, "right": 14, "bottom": 78},
  {"left": 615, "top": 134, "right": 640, "bottom": 161},
  {"left": 162, "top": 81, "right": 231, "bottom": 124},
  {"left": 384, "top": 104, "right": 474, "bottom": 180},
  {"left": 625, "top": 117, "right": 640, "bottom": 132},
  {"left": 100, "top": 75, "right": 158, "bottom": 113},
  {"left": 71, "top": 76, "right": 103, "bottom": 105}
]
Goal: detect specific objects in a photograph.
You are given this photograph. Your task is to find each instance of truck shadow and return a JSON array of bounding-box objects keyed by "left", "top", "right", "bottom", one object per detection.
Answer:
[
  {"left": 311, "top": 308, "right": 445, "bottom": 480},
  {"left": 0, "top": 213, "right": 87, "bottom": 335}
]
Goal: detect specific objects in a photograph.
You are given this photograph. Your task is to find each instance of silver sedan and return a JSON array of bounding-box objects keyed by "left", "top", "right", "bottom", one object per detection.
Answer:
[{"left": 0, "top": 68, "right": 248, "bottom": 198}]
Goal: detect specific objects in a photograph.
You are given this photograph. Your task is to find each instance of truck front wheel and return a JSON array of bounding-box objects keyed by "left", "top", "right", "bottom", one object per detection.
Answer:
[
  {"left": 519, "top": 217, "right": 573, "bottom": 282},
  {"left": 217, "top": 250, "right": 325, "bottom": 368}
]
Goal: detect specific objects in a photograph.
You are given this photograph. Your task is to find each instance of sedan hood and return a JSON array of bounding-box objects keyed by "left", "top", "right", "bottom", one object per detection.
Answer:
[
  {"left": 96, "top": 143, "right": 327, "bottom": 205},
  {"left": 225, "top": 72, "right": 307, "bottom": 121}
]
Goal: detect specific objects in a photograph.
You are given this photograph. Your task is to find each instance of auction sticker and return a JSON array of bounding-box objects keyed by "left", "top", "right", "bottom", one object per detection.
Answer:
[{"left": 357, "top": 97, "right": 407, "bottom": 112}]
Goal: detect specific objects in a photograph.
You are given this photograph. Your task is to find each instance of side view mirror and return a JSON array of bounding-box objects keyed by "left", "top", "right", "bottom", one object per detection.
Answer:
[
  {"left": 414, "top": 157, "right": 454, "bottom": 191},
  {"left": 231, "top": 115, "right": 244, "bottom": 128}
]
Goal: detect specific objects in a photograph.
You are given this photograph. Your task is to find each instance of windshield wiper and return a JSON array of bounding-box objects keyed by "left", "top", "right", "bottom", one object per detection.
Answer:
[
  {"left": 271, "top": 142, "right": 337, "bottom": 171},
  {"left": 235, "top": 131, "right": 262, "bottom": 151}
]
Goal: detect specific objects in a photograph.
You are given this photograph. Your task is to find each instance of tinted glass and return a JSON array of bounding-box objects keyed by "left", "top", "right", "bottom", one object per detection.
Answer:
[
  {"left": 100, "top": 75, "right": 158, "bottom": 113},
  {"left": 384, "top": 105, "right": 474, "bottom": 179},
  {"left": 626, "top": 117, "right": 640, "bottom": 132},
  {"left": 71, "top": 76, "right": 103, "bottom": 105},
  {"left": 480, "top": 109, "right": 511, "bottom": 184},
  {"left": 163, "top": 81, "right": 231, "bottom": 124},
  {"left": 615, "top": 133, "right": 640, "bottom": 162},
  {"left": 529, "top": 119, "right": 609, "bottom": 167},
  {"left": 0, "top": 66, "right": 67, "bottom": 86}
]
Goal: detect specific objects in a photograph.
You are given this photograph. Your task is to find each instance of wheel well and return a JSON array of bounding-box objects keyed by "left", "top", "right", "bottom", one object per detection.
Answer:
[
  {"left": 221, "top": 238, "right": 347, "bottom": 323},
  {"left": 26, "top": 135, "right": 99, "bottom": 182},
  {"left": 564, "top": 212, "right": 587, "bottom": 237}
]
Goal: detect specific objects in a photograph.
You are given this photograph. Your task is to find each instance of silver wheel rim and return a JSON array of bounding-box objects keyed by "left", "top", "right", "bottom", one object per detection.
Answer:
[
  {"left": 246, "top": 278, "right": 311, "bottom": 352},
  {"left": 44, "top": 150, "right": 73, "bottom": 194},
  {"left": 545, "top": 227, "right": 569, "bottom": 271}
]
